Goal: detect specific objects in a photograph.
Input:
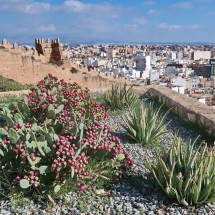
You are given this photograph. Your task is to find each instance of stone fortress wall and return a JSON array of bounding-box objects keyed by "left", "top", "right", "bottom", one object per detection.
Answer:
[
  {"left": 0, "top": 40, "right": 62, "bottom": 83},
  {"left": 0, "top": 38, "right": 129, "bottom": 89},
  {"left": 147, "top": 86, "right": 215, "bottom": 136}
]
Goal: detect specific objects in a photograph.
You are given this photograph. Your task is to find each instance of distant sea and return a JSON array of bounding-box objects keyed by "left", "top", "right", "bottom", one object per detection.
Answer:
[
  {"left": 69, "top": 41, "right": 215, "bottom": 46},
  {"left": 21, "top": 41, "right": 215, "bottom": 46}
]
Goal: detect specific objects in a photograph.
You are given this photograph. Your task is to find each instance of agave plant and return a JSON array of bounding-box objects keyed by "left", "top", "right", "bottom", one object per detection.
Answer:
[
  {"left": 123, "top": 102, "right": 169, "bottom": 145},
  {"left": 146, "top": 136, "right": 215, "bottom": 206},
  {"left": 103, "top": 84, "right": 137, "bottom": 110}
]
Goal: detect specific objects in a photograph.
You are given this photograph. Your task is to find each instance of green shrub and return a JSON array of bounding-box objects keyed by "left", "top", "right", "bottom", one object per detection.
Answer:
[
  {"left": 103, "top": 84, "right": 137, "bottom": 110},
  {"left": 0, "top": 74, "right": 132, "bottom": 197},
  {"left": 0, "top": 95, "right": 20, "bottom": 104},
  {"left": 70, "top": 67, "right": 78, "bottom": 74},
  {"left": 0, "top": 76, "right": 33, "bottom": 92},
  {"left": 123, "top": 102, "right": 169, "bottom": 145},
  {"left": 146, "top": 136, "right": 215, "bottom": 206}
]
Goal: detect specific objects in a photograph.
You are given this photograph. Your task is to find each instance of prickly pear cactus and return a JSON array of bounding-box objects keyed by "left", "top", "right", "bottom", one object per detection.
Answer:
[{"left": 0, "top": 74, "right": 132, "bottom": 194}]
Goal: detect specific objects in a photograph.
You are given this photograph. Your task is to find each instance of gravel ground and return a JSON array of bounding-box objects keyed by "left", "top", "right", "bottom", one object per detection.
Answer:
[{"left": 0, "top": 110, "right": 215, "bottom": 215}]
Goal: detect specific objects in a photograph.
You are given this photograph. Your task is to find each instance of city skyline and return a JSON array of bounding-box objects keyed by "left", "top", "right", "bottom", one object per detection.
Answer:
[{"left": 0, "top": 0, "right": 215, "bottom": 44}]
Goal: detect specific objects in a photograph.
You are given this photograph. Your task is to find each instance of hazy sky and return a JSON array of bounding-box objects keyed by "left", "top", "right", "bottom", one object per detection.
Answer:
[{"left": 0, "top": 0, "right": 215, "bottom": 44}]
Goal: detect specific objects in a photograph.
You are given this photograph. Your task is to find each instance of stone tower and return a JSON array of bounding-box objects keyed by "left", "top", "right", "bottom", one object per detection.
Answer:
[
  {"left": 35, "top": 37, "right": 62, "bottom": 63},
  {"left": 51, "top": 38, "right": 62, "bottom": 62}
]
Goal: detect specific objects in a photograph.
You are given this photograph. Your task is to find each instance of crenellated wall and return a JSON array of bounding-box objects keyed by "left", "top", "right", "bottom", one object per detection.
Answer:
[
  {"left": 0, "top": 49, "right": 59, "bottom": 82},
  {"left": 35, "top": 37, "right": 62, "bottom": 63},
  {"left": 147, "top": 86, "right": 215, "bottom": 136},
  {"left": 0, "top": 48, "right": 130, "bottom": 87}
]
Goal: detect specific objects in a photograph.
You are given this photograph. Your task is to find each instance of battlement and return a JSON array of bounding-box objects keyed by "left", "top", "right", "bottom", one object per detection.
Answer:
[
  {"left": 35, "top": 37, "right": 62, "bottom": 63},
  {"left": 51, "top": 38, "right": 60, "bottom": 44},
  {"left": 1, "top": 38, "right": 21, "bottom": 52}
]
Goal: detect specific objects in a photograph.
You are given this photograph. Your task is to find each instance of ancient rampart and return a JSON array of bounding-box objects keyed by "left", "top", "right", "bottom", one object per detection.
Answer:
[
  {"left": 0, "top": 48, "right": 61, "bottom": 84},
  {"left": 147, "top": 86, "right": 215, "bottom": 136}
]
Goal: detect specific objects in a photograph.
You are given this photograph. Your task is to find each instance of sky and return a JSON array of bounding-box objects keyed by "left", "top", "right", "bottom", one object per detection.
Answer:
[{"left": 0, "top": 0, "right": 215, "bottom": 44}]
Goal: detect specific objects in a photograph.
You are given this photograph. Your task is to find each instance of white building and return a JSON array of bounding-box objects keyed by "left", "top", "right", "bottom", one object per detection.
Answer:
[
  {"left": 150, "top": 51, "right": 157, "bottom": 60},
  {"left": 198, "top": 98, "right": 206, "bottom": 104},
  {"left": 157, "top": 66, "right": 165, "bottom": 76},
  {"left": 176, "top": 51, "right": 183, "bottom": 60},
  {"left": 171, "top": 77, "right": 186, "bottom": 88},
  {"left": 100, "top": 51, "right": 107, "bottom": 57},
  {"left": 179, "top": 87, "right": 185, "bottom": 94},
  {"left": 150, "top": 70, "right": 159, "bottom": 82},
  {"left": 83, "top": 57, "right": 99, "bottom": 66},
  {"left": 145, "top": 56, "right": 151, "bottom": 70},
  {"left": 142, "top": 70, "right": 150, "bottom": 79},
  {"left": 168, "top": 52, "right": 176, "bottom": 60},
  {"left": 129, "top": 69, "right": 141, "bottom": 79},
  {"left": 171, "top": 86, "right": 185, "bottom": 94},
  {"left": 191, "top": 51, "right": 211, "bottom": 60},
  {"left": 192, "top": 78, "right": 199, "bottom": 88}
]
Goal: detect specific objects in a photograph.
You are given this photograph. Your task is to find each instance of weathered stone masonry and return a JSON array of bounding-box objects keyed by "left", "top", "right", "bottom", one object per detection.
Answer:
[{"left": 147, "top": 86, "right": 215, "bottom": 136}]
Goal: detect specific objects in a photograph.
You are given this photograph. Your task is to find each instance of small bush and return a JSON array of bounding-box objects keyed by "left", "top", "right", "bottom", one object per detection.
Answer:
[
  {"left": 0, "top": 95, "right": 21, "bottom": 104},
  {"left": 123, "top": 102, "right": 169, "bottom": 145},
  {"left": 0, "top": 74, "right": 132, "bottom": 197},
  {"left": 146, "top": 136, "right": 215, "bottom": 206},
  {"left": 103, "top": 84, "right": 137, "bottom": 111},
  {"left": 70, "top": 67, "right": 78, "bottom": 74}
]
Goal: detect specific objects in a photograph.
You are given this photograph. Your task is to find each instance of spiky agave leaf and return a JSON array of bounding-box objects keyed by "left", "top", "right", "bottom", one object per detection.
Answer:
[
  {"left": 123, "top": 102, "right": 170, "bottom": 145},
  {"left": 103, "top": 84, "right": 137, "bottom": 110},
  {"left": 146, "top": 136, "right": 215, "bottom": 206}
]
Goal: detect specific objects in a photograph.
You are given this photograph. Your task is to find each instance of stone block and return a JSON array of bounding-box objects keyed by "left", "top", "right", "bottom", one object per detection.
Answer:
[{"left": 148, "top": 86, "right": 215, "bottom": 136}]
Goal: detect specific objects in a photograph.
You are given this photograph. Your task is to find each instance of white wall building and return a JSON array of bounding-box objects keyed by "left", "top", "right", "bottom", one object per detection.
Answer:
[
  {"left": 172, "top": 87, "right": 179, "bottom": 93},
  {"left": 198, "top": 98, "right": 206, "bottom": 104},
  {"left": 191, "top": 51, "right": 211, "bottom": 60},
  {"left": 171, "top": 86, "right": 185, "bottom": 94},
  {"left": 100, "top": 51, "right": 107, "bottom": 57},
  {"left": 176, "top": 51, "right": 183, "bottom": 60},
  {"left": 168, "top": 52, "right": 176, "bottom": 60},
  {"left": 179, "top": 87, "right": 185, "bottom": 94},
  {"left": 145, "top": 56, "right": 151, "bottom": 70},
  {"left": 142, "top": 70, "right": 150, "bottom": 79},
  {"left": 83, "top": 57, "right": 98, "bottom": 66},
  {"left": 150, "top": 70, "right": 159, "bottom": 82},
  {"left": 192, "top": 78, "right": 199, "bottom": 88},
  {"left": 157, "top": 66, "right": 165, "bottom": 75},
  {"left": 171, "top": 77, "right": 186, "bottom": 88},
  {"left": 129, "top": 69, "right": 141, "bottom": 79}
]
